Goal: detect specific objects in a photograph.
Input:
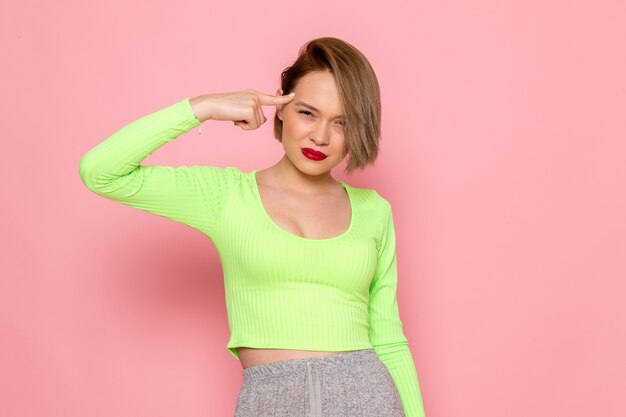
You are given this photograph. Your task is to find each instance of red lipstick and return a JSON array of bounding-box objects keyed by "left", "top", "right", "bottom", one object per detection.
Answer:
[{"left": 302, "top": 148, "right": 327, "bottom": 161}]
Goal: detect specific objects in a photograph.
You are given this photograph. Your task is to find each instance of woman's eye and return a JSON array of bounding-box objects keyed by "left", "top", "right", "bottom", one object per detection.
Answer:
[{"left": 298, "top": 110, "right": 344, "bottom": 126}]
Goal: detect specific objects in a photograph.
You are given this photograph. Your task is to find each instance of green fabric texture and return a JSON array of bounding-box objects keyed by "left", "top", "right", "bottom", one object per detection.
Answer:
[{"left": 79, "top": 98, "right": 426, "bottom": 417}]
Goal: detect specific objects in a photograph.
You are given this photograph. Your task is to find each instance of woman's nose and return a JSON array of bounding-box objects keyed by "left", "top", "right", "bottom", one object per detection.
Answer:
[{"left": 312, "top": 122, "right": 331, "bottom": 144}]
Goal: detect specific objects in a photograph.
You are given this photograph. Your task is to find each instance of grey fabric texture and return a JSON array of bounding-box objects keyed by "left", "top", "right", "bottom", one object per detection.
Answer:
[{"left": 234, "top": 348, "right": 406, "bottom": 417}]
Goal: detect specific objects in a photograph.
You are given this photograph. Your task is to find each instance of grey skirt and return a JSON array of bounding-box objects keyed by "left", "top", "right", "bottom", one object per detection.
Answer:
[{"left": 234, "top": 348, "right": 406, "bottom": 417}]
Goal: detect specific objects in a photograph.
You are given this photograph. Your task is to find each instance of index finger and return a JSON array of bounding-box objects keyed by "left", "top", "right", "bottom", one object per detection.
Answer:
[{"left": 256, "top": 91, "right": 296, "bottom": 106}]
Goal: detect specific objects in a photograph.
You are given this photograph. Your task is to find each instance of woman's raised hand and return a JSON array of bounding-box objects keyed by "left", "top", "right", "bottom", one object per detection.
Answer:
[{"left": 189, "top": 89, "right": 296, "bottom": 130}]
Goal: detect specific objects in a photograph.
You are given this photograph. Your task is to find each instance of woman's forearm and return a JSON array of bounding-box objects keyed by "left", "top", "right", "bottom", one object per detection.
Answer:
[{"left": 78, "top": 98, "right": 201, "bottom": 192}]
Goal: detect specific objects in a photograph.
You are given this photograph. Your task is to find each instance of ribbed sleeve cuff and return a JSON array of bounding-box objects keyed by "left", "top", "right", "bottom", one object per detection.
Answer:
[{"left": 375, "top": 342, "right": 426, "bottom": 417}]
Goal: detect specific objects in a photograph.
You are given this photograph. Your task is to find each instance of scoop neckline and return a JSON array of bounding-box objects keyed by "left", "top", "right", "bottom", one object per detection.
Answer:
[{"left": 250, "top": 170, "right": 354, "bottom": 242}]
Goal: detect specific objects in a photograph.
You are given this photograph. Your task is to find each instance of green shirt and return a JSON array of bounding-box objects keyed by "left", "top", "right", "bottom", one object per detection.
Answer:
[{"left": 79, "top": 98, "right": 426, "bottom": 417}]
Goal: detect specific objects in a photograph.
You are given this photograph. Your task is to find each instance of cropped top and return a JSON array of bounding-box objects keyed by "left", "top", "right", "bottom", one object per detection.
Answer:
[{"left": 78, "top": 98, "right": 426, "bottom": 417}]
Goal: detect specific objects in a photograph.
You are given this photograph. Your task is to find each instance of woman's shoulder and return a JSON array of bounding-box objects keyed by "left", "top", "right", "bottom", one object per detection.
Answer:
[
  {"left": 184, "top": 165, "right": 246, "bottom": 192},
  {"left": 195, "top": 165, "right": 244, "bottom": 177},
  {"left": 342, "top": 181, "right": 392, "bottom": 212}
]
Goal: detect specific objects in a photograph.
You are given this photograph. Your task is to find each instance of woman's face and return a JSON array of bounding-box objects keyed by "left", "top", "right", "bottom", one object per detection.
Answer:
[{"left": 276, "top": 70, "right": 348, "bottom": 177}]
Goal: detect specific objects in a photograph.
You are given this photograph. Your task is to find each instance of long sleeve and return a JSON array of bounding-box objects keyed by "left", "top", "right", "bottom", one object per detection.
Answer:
[
  {"left": 369, "top": 201, "right": 426, "bottom": 417},
  {"left": 78, "top": 98, "right": 239, "bottom": 238}
]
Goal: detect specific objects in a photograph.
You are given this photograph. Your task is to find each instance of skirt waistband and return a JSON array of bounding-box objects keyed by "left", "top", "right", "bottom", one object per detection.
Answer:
[{"left": 242, "top": 348, "right": 377, "bottom": 382}]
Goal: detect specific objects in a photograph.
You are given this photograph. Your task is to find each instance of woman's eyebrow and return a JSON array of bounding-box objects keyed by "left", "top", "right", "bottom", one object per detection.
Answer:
[{"left": 294, "top": 101, "right": 346, "bottom": 119}]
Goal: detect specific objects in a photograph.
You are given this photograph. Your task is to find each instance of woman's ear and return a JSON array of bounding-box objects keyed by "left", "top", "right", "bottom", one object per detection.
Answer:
[{"left": 276, "top": 88, "right": 284, "bottom": 121}]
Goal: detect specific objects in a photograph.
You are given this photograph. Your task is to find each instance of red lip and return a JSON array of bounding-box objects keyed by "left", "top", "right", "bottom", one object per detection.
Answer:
[{"left": 302, "top": 148, "right": 327, "bottom": 160}]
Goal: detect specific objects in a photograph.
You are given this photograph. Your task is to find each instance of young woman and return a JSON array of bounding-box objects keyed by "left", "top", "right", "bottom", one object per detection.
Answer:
[{"left": 79, "top": 37, "right": 426, "bottom": 417}]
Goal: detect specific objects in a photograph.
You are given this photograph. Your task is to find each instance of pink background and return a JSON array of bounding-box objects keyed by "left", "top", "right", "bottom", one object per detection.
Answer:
[{"left": 2, "top": 1, "right": 625, "bottom": 416}]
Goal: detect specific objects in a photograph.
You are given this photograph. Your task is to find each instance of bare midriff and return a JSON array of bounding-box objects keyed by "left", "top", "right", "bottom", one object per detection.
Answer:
[{"left": 237, "top": 347, "right": 360, "bottom": 369}]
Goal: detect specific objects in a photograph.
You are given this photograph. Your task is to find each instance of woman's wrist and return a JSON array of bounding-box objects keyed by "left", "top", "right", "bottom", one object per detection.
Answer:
[{"left": 189, "top": 94, "right": 214, "bottom": 123}]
